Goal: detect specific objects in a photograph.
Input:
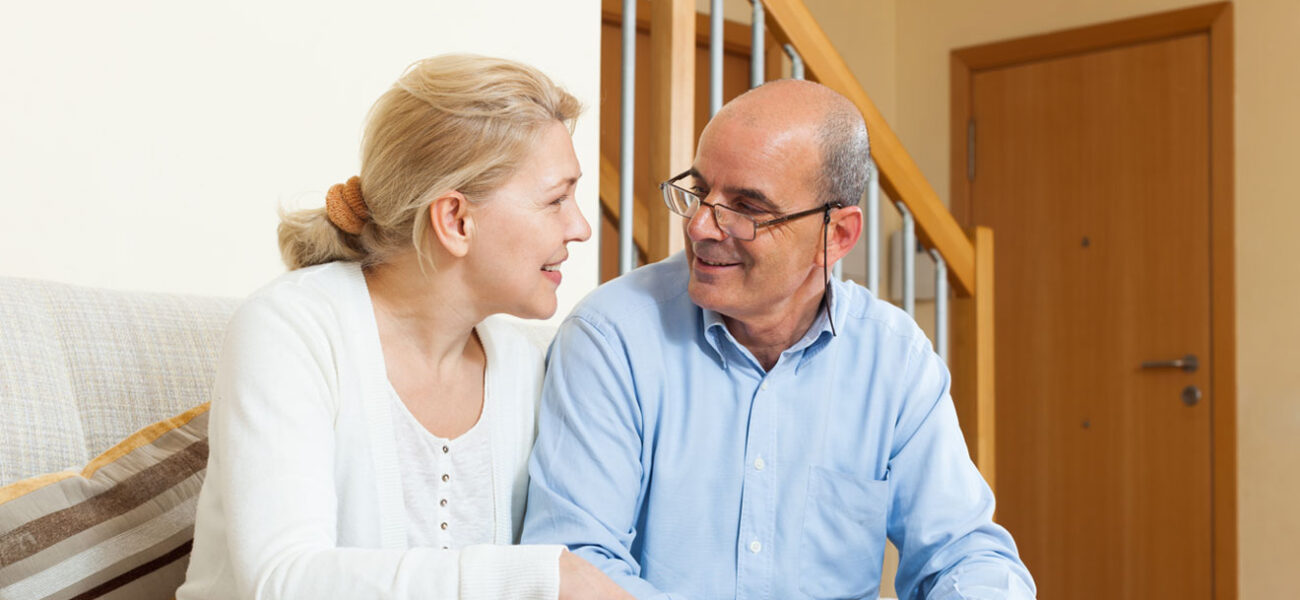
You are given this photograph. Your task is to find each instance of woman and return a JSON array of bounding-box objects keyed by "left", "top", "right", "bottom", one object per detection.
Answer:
[{"left": 178, "top": 55, "right": 628, "bottom": 599}]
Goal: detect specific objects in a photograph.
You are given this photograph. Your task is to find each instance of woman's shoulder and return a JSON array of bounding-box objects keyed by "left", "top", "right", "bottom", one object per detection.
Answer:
[{"left": 228, "top": 262, "right": 368, "bottom": 339}]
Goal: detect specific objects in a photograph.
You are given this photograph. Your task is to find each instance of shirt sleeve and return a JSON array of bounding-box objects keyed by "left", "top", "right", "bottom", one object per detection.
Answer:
[
  {"left": 520, "top": 315, "right": 688, "bottom": 600},
  {"left": 203, "top": 293, "right": 562, "bottom": 600},
  {"left": 885, "top": 339, "right": 1037, "bottom": 600}
]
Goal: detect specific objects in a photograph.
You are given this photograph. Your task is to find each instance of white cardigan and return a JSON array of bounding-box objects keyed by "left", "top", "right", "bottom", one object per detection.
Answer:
[{"left": 178, "top": 262, "right": 561, "bottom": 599}]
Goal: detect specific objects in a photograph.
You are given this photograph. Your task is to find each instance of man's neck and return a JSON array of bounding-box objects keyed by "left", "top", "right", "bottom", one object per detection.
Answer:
[{"left": 723, "top": 283, "right": 827, "bottom": 371}]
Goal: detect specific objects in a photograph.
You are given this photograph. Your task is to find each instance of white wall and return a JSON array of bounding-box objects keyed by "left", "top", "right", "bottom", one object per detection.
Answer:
[{"left": 0, "top": 0, "right": 602, "bottom": 322}]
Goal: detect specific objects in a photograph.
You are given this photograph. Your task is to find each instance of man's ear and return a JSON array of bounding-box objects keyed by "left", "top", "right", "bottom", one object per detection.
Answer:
[
  {"left": 428, "top": 191, "right": 474, "bottom": 258},
  {"left": 816, "top": 205, "right": 863, "bottom": 267}
]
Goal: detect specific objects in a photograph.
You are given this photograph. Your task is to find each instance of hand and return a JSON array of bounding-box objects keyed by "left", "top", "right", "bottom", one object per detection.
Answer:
[{"left": 558, "top": 550, "right": 637, "bottom": 600}]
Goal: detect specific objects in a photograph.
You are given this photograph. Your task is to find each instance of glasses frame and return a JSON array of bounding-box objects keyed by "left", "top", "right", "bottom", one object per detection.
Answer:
[{"left": 658, "top": 170, "right": 843, "bottom": 241}]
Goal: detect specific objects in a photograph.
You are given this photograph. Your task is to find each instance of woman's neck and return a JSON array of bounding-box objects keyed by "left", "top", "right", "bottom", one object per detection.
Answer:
[{"left": 364, "top": 252, "right": 480, "bottom": 371}]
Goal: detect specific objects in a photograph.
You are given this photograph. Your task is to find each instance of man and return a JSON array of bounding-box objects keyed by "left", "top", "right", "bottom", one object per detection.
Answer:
[{"left": 522, "top": 80, "right": 1035, "bottom": 599}]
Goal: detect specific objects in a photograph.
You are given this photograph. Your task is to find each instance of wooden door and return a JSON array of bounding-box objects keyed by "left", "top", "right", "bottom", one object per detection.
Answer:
[{"left": 968, "top": 34, "right": 1214, "bottom": 599}]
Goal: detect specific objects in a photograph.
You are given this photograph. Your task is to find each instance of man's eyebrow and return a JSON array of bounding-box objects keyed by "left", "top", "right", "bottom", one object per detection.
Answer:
[
  {"left": 685, "top": 168, "right": 780, "bottom": 212},
  {"left": 724, "top": 186, "right": 778, "bottom": 212}
]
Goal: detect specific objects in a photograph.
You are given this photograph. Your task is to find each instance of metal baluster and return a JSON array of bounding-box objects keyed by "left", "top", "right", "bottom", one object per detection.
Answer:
[
  {"left": 896, "top": 201, "right": 915, "bottom": 317},
  {"left": 866, "top": 165, "right": 880, "bottom": 295},
  {"left": 710, "top": 0, "right": 724, "bottom": 117},
  {"left": 930, "top": 248, "right": 948, "bottom": 361},
  {"left": 619, "top": 0, "right": 636, "bottom": 275},
  {"left": 750, "top": 0, "right": 764, "bottom": 88},
  {"left": 783, "top": 44, "right": 804, "bottom": 80}
]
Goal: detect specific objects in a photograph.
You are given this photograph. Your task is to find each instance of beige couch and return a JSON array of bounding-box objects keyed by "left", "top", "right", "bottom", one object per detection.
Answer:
[{"left": 0, "top": 276, "right": 237, "bottom": 487}]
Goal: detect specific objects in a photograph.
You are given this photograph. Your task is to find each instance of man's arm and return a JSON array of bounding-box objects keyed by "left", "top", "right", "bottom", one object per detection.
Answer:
[
  {"left": 888, "top": 340, "right": 1037, "bottom": 600},
  {"left": 522, "top": 315, "right": 684, "bottom": 600}
]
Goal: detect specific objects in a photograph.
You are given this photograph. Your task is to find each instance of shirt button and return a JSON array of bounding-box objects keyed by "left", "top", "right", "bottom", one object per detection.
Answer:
[
  {"left": 440, "top": 522, "right": 448, "bottom": 530},
  {"left": 440, "top": 499, "right": 448, "bottom": 507},
  {"left": 441, "top": 474, "right": 450, "bottom": 482},
  {"left": 442, "top": 445, "right": 450, "bottom": 453},
  {"left": 749, "top": 540, "right": 762, "bottom": 553},
  {"left": 760, "top": 382, "right": 769, "bottom": 391},
  {"left": 754, "top": 458, "right": 766, "bottom": 471}
]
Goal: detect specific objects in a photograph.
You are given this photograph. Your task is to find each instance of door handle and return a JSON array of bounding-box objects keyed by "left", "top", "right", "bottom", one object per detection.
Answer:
[{"left": 1140, "top": 354, "right": 1198, "bottom": 373}]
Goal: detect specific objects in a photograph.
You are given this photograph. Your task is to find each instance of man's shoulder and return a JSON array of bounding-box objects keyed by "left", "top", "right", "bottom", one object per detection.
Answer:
[
  {"left": 569, "top": 252, "right": 692, "bottom": 329},
  {"left": 835, "top": 279, "right": 934, "bottom": 356}
]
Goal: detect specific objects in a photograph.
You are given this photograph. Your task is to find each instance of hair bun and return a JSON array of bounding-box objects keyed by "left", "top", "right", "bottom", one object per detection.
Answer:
[{"left": 325, "top": 176, "right": 369, "bottom": 235}]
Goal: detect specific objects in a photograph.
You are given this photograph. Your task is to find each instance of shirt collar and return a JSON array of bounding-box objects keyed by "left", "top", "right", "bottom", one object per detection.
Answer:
[{"left": 699, "top": 280, "right": 844, "bottom": 373}]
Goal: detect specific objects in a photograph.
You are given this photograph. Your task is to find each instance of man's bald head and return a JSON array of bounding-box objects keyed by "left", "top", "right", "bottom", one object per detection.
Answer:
[{"left": 709, "top": 79, "right": 871, "bottom": 207}]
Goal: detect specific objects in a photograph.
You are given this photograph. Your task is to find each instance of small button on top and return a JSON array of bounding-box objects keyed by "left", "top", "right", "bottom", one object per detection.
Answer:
[
  {"left": 442, "top": 445, "right": 449, "bottom": 454},
  {"left": 441, "top": 474, "right": 450, "bottom": 482},
  {"left": 749, "top": 540, "right": 762, "bottom": 553},
  {"left": 439, "top": 499, "right": 448, "bottom": 507},
  {"left": 754, "top": 458, "right": 766, "bottom": 471},
  {"left": 760, "top": 382, "right": 769, "bottom": 391}
]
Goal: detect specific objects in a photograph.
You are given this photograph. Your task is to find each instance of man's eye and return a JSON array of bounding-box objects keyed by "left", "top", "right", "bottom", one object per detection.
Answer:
[{"left": 551, "top": 196, "right": 567, "bottom": 206}]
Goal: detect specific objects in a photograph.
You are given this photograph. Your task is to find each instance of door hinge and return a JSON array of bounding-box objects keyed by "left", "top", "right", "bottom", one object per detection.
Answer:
[{"left": 967, "top": 118, "right": 976, "bottom": 181}]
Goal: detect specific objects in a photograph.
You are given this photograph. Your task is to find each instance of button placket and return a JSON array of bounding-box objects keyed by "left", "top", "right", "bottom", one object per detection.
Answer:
[
  {"left": 439, "top": 440, "right": 451, "bottom": 541},
  {"left": 737, "top": 369, "right": 778, "bottom": 598}
]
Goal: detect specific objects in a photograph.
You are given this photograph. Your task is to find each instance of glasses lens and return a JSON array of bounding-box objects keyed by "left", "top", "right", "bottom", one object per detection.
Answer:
[
  {"left": 664, "top": 185, "right": 698, "bottom": 217},
  {"left": 712, "top": 205, "right": 756, "bottom": 240}
]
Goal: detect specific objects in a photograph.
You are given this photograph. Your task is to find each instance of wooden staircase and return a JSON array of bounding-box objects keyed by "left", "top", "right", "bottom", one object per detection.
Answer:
[{"left": 599, "top": 0, "right": 997, "bottom": 488}]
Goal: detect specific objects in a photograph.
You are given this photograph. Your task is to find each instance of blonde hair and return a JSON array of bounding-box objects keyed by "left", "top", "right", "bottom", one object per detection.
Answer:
[{"left": 278, "top": 54, "right": 582, "bottom": 270}]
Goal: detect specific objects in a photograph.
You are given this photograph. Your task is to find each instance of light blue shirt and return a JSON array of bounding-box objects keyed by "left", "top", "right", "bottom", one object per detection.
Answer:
[{"left": 523, "top": 253, "right": 1035, "bottom": 599}]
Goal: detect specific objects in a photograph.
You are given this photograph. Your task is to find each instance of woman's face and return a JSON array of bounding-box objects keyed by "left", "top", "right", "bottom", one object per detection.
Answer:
[{"left": 468, "top": 120, "right": 591, "bottom": 320}]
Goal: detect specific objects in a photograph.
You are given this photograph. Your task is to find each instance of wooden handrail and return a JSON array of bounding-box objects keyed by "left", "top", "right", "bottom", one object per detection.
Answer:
[{"left": 760, "top": 0, "right": 976, "bottom": 296}]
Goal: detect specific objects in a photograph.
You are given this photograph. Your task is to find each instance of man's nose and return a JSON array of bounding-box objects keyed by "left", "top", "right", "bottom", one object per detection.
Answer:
[{"left": 686, "top": 203, "right": 726, "bottom": 242}]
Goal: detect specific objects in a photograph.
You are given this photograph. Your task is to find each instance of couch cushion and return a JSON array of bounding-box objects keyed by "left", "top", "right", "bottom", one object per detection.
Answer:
[
  {"left": 0, "top": 403, "right": 208, "bottom": 599},
  {"left": 0, "top": 277, "right": 236, "bottom": 486}
]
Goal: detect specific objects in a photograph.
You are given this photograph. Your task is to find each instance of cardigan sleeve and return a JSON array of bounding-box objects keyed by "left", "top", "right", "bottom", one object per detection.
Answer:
[{"left": 197, "top": 288, "right": 562, "bottom": 599}]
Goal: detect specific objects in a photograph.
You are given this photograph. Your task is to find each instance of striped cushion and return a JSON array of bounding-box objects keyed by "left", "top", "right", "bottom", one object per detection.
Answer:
[{"left": 0, "top": 403, "right": 208, "bottom": 599}]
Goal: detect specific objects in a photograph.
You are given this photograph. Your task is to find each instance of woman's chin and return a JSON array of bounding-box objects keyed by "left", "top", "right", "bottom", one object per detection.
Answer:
[{"left": 503, "top": 296, "right": 557, "bottom": 321}]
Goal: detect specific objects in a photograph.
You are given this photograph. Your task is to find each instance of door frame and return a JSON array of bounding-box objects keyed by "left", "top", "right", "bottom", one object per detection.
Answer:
[{"left": 949, "top": 3, "right": 1236, "bottom": 598}]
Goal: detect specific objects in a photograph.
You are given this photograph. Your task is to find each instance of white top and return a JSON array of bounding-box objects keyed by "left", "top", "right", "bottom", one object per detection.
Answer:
[
  {"left": 391, "top": 381, "right": 495, "bottom": 549},
  {"left": 178, "top": 261, "right": 562, "bottom": 600}
]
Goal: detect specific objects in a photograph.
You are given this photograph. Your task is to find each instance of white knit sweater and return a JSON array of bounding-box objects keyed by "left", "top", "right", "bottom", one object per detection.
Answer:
[{"left": 178, "top": 261, "right": 562, "bottom": 599}]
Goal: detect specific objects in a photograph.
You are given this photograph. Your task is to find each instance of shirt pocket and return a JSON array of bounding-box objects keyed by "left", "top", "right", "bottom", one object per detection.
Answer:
[{"left": 798, "top": 465, "right": 890, "bottom": 600}]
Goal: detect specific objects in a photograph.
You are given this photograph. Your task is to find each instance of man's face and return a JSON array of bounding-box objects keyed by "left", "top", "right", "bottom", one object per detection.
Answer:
[{"left": 683, "top": 115, "right": 827, "bottom": 324}]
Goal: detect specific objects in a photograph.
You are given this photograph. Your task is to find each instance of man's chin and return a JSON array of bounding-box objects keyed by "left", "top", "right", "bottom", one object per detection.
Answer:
[{"left": 687, "top": 279, "right": 730, "bottom": 314}]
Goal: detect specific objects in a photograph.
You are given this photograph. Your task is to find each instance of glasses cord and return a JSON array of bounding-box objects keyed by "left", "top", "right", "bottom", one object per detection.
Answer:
[{"left": 823, "top": 206, "right": 836, "bottom": 337}]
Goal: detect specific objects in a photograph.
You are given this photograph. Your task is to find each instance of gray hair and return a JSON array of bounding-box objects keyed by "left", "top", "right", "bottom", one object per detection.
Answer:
[{"left": 816, "top": 104, "right": 872, "bottom": 206}]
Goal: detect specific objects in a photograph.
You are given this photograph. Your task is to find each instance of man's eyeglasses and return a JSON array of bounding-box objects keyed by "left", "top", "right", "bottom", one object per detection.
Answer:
[{"left": 658, "top": 170, "right": 842, "bottom": 241}]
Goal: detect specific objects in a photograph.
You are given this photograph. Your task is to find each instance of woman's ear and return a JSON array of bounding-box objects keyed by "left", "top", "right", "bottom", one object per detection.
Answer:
[{"left": 428, "top": 191, "right": 473, "bottom": 258}]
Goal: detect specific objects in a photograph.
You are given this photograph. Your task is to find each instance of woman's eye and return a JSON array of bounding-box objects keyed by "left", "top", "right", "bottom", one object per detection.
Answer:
[{"left": 551, "top": 196, "right": 567, "bottom": 206}]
